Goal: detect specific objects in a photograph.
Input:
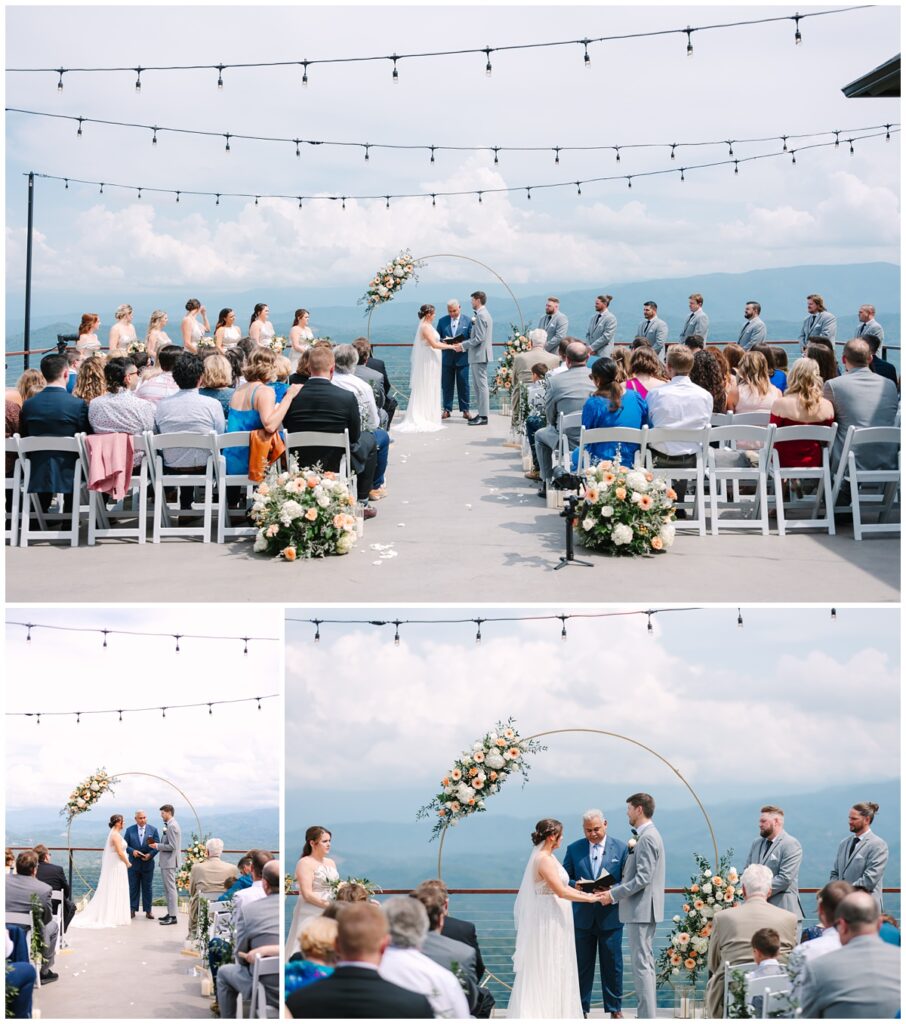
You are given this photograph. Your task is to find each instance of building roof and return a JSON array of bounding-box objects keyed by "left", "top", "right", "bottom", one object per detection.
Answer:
[{"left": 841, "top": 55, "right": 900, "bottom": 98}]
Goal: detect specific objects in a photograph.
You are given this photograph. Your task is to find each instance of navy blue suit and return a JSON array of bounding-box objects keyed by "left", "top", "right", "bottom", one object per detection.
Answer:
[
  {"left": 19, "top": 386, "right": 90, "bottom": 494},
  {"left": 438, "top": 313, "right": 471, "bottom": 413},
  {"left": 124, "top": 823, "right": 160, "bottom": 913},
  {"left": 562, "top": 834, "right": 629, "bottom": 1014}
]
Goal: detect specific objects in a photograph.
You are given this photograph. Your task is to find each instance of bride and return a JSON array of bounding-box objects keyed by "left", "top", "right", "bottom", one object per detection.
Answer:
[
  {"left": 508, "top": 818, "right": 606, "bottom": 1019},
  {"left": 392, "top": 304, "right": 456, "bottom": 433},
  {"left": 70, "top": 814, "right": 132, "bottom": 929}
]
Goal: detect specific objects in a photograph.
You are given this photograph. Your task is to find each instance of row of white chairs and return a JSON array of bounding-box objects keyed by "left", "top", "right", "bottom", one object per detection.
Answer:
[
  {"left": 722, "top": 958, "right": 796, "bottom": 1018},
  {"left": 5, "top": 429, "right": 355, "bottom": 547},
  {"left": 551, "top": 414, "right": 900, "bottom": 539}
]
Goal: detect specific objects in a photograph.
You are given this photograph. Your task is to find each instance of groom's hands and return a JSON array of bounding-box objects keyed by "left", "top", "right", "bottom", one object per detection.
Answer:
[
  {"left": 147, "top": 840, "right": 158, "bottom": 849},
  {"left": 598, "top": 890, "right": 614, "bottom": 906},
  {"left": 453, "top": 343, "right": 464, "bottom": 352}
]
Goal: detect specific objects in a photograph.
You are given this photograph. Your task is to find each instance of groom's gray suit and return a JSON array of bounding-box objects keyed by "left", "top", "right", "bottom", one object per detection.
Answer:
[
  {"left": 156, "top": 817, "right": 182, "bottom": 917},
  {"left": 609, "top": 822, "right": 665, "bottom": 1019},
  {"left": 460, "top": 303, "right": 493, "bottom": 418}
]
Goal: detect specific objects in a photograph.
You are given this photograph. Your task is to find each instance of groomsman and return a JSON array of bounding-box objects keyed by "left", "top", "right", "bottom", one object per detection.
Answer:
[
  {"left": 678, "top": 293, "right": 709, "bottom": 343},
  {"left": 798, "top": 293, "right": 837, "bottom": 350},
  {"left": 743, "top": 805, "right": 803, "bottom": 919},
  {"left": 562, "top": 810, "right": 628, "bottom": 1019},
  {"left": 738, "top": 301, "right": 767, "bottom": 349},
  {"left": 635, "top": 302, "right": 668, "bottom": 354},
  {"left": 438, "top": 300, "right": 471, "bottom": 419},
  {"left": 855, "top": 304, "right": 884, "bottom": 347},
  {"left": 829, "top": 801, "right": 889, "bottom": 908},
  {"left": 586, "top": 295, "right": 618, "bottom": 356},
  {"left": 539, "top": 297, "right": 570, "bottom": 353},
  {"left": 601, "top": 793, "right": 665, "bottom": 1020}
]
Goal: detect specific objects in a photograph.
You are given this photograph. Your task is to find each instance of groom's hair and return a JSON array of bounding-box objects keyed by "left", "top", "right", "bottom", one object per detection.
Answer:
[
  {"left": 471, "top": 291, "right": 486, "bottom": 305},
  {"left": 626, "top": 792, "right": 655, "bottom": 817},
  {"left": 159, "top": 804, "right": 174, "bottom": 815}
]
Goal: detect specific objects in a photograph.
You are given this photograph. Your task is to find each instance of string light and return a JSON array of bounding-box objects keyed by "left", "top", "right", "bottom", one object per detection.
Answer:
[
  {"left": 737, "top": 608, "right": 744, "bottom": 628},
  {"left": 647, "top": 612, "right": 653, "bottom": 634},
  {"left": 727, "top": 140, "right": 734, "bottom": 156},
  {"left": 686, "top": 28, "right": 694, "bottom": 56},
  {"left": 8, "top": 620, "right": 278, "bottom": 648},
  {"left": 56, "top": 69, "right": 64, "bottom": 92},
  {"left": 76, "top": 117, "right": 83, "bottom": 138},
  {"left": 670, "top": 144, "right": 676, "bottom": 160},
  {"left": 242, "top": 636, "right": 249, "bottom": 655},
  {"left": 137, "top": 188, "right": 142, "bottom": 198},
  {"left": 7, "top": 694, "right": 279, "bottom": 723},
  {"left": 174, "top": 634, "right": 181, "bottom": 652},
  {"left": 554, "top": 147, "right": 561, "bottom": 164},
  {"left": 208, "top": 704, "right": 213, "bottom": 715},
  {"left": 848, "top": 138, "right": 855, "bottom": 154},
  {"left": 831, "top": 608, "right": 837, "bottom": 620},
  {"left": 615, "top": 147, "right": 621, "bottom": 163},
  {"left": 101, "top": 629, "right": 109, "bottom": 648},
  {"left": 151, "top": 127, "right": 158, "bottom": 146},
  {"left": 313, "top": 620, "right": 321, "bottom": 643},
  {"left": 485, "top": 47, "right": 493, "bottom": 76},
  {"left": 429, "top": 145, "right": 436, "bottom": 164},
  {"left": 134, "top": 67, "right": 142, "bottom": 92},
  {"left": 256, "top": 697, "right": 262, "bottom": 710},
  {"left": 364, "top": 144, "right": 370, "bottom": 162},
  {"left": 64, "top": 178, "right": 68, "bottom": 189},
  {"left": 583, "top": 39, "right": 591, "bottom": 67},
  {"left": 791, "top": 150, "right": 797, "bottom": 164},
  {"left": 680, "top": 167, "right": 685, "bottom": 182},
  {"left": 391, "top": 55, "right": 399, "bottom": 84},
  {"left": 216, "top": 64, "right": 224, "bottom": 89},
  {"left": 478, "top": 192, "right": 483, "bottom": 204},
  {"left": 224, "top": 133, "right": 231, "bottom": 153},
  {"left": 794, "top": 13, "right": 802, "bottom": 44},
  {"left": 575, "top": 181, "right": 582, "bottom": 195},
  {"left": 393, "top": 621, "right": 401, "bottom": 646},
  {"left": 176, "top": 191, "right": 180, "bottom": 202},
  {"left": 294, "top": 139, "right": 301, "bottom": 157},
  {"left": 560, "top": 616, "right": 568, "bottom": 641},
  {"left": 885, "top": 123, "right": 891, "bottom": 140},
  {"left": 834, "top": 130, "right": 841, "bottom": 147},
  {"left": 475, "top": 619, "right": 483, "bottom": 645},
  {"left": 385, "top": 195, "right": 390, "bottom": 209},
  {"left": 301, "top": 61, "right": 309, "bottom": 86}
]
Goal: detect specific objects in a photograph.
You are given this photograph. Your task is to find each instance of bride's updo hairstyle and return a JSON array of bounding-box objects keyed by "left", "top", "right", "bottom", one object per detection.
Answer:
[
  {"left": 108, "top": 814, "right": 124, "bottom": 829},
  {"left": 302, "top": 825, "right": 331, "bottom": 857},
  {"left": 418, "top": 304, "right": 435, "bottom": 320},
  {"left": 531, "top": 818, "right": 563, "bottom": 846}
]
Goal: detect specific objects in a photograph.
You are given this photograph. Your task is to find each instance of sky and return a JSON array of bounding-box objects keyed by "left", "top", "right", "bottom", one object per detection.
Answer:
[
  {"left": 4, "top": 2, "right": 901, "bottom": 307},
  {"left": 285, "top": 604, "right": 901, "bottom": 808},
  {"left": 4, "top": 606, "right": 282, "bottom": 815}
]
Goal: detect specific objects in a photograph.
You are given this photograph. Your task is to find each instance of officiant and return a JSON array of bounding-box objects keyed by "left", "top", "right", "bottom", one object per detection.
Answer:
[
  {"left": 562, "top": 810, "right": 628, "bottom": 1019},
  {"left": 438, "top": 300, "right": 471, "bottom": 419}
]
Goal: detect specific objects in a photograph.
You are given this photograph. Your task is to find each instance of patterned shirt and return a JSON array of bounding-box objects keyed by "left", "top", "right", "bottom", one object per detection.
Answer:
[
  {"left": 88, "top": 390, "right": 156, "bottom": 465},
  {"left": 135, "top": 371, "right": 179, "bottom": 408}
]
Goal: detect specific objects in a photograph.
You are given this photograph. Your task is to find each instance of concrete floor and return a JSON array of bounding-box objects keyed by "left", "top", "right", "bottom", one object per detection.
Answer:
[
  {"left": 35, "top": 909, "right": 210, "bottom": 1019},
  {"left": 6, "top": 414, "right": 899, "bottom": 603}
]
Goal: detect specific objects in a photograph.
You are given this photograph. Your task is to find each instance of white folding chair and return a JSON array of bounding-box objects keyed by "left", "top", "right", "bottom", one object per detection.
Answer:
[
  {"left": 831, "top": 426, "right": 901, "bottom": 540},
  {"left": 723, "top": 960, "right": 758, "bottom": 1018},
  {"left": 213, "top": 431, "right": 264, "bottom": 543},
  {"left": 575, "top": 426, "right": 647, "bottom": 472},
  {"left": 248, "top": 954, "right": 280, "bottom": 1018},
  {"left": 555, "top": 411, "right": 583, "bottom": 468},
  {"left": 731, "top": 411, "right": 772, "bottom": 426},
  {"left": 644, "top": 427, "right": 710, "bottom": 535},
  {"left": 78, "top": 432, "right": 150, "bottom": 544},
  {"left": 760, "top": 981, "right": 795, "bottom": 1018},
  {"left": 770, "top": 424, "right": 837, "bottom": 536},
  {"left": 706, "top": 424, "right": 775, "bottom": 535},
  {"left": 284, "top": 429, "right": 356, "bottom": 497},
  {"left": 146, "top": 431, "right": 217, "bottom": 542},
  {"left": 5, "top": 435, "right": 22, "bottom": 546},
  {"left": 6, "top": 913, "right": 40, "bottom": 987},
  {"left": 711, "top": 412, "right": 733, "bottom": 426},
  {"left": 17, "top": 435, "right": 85, "bottom": 547},
  {"left": 50, "top": 888, "right": 68, "bottom": 951}
]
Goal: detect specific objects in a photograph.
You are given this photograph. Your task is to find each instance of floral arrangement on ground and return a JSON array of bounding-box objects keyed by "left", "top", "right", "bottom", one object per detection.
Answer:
[
  {"left": 576, "top": 456, "right": 676, "bottom": 556},
  {"left": 176, "top": 833, "right": 210, "bottom": 893},
  {"left": 492, "top": 325, "right": 532, "bottom": 394},
  {"left": 251, "top": 458, "right": 358, "bottom": 560},
  {"left": 417, "top": 718, "right": 546, "bottom": 840},
  {"left": 360, "top": 250, "right": 423, "bottom": 310},
  {"left": 62, "top": 769, "right": 117, "bottom": 823},
  {"left": 656, "top": 852, "right": 741, "bottom": 986}
]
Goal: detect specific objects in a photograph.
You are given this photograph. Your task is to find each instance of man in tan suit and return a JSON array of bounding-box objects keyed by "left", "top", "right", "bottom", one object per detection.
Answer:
[
  {"left": 704, "top": 863, "right": 798, "bottom": 1017},
  {"left": 513, "top": 328, "right": 561, "bottom": 386},
  {"left": 188, "top": 837, "right": 237, "bottom": 935}
]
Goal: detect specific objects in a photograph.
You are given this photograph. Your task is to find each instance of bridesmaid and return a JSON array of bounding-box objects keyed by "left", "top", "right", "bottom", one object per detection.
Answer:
[
  {"left": 289, "top": 308, "right": 314, "bottom": 354},
  {"left": 108, "top": 304, "right": 137, "bottom": 354},
  {"left": 181, "top": 298, "right": 209, "bottom": 353},
  {"left": 248, "top": 303, "right": 276, "bottom": 349},
  {"left": 77, "top": 313, "right": 101, "bottom": 354},
  {"left": 214, "top": 308, "right": 242, "bottom": 350},
  {"left": 146, "top": 310, "right": 171, "bottom": 359},
  {"left": 284, "top": 826, "right": 339, "bottom": 958}
]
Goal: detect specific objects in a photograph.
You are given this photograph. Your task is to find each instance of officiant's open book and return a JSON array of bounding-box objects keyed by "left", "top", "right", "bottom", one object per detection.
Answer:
[{"left": 575, "top": 869, "right": 618, "bottom": 892}]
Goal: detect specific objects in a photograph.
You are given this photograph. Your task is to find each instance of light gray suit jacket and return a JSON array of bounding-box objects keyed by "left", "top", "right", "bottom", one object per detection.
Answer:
[
  {"left": 799, "top": 310, "right": 837, "bottom": 348},
  {"left": 461, "top": 307, "right": 493, "bottom": 364},
  {"left": 738, "top": 317, "right": 767, "bottom": 349},
  {"left": 354, "top": 365, "right": 386, "bottom": 407},
  {"left": 587, "top": 310, "right": 618, "bottom": 354},
  {"left": 6, "top": 873, "right": 53, "bottom": 922},
  {"left": 635, "top": 317, "right": 668, "bottom": 354},
  {"left": 156, "top": 818, "right": 183, "bottom": 869},
  {"left": 421, "top": 930, "right": 478, "bottom": 983},
  {"left": 540, "top": 311, "right": 570, "bottom": 353},
  {"left": 822, "top": 367, "right": 899, "bottom": 470},
  {"left": 744, "top": 832, "right": 803, "bottom": 918},
  {"left": 799, "top": 934, "right": 900, "bottom": 1019},
  {"left": 610, "top": 824, "right": 665, "bottom": 924},
  {"left": 544, "top": 366, "right": 595, "bottom": 444},
  {"left": 857, "top": 318, "right": 885, "bottom": 346},
  {"left": 829, "top": 831, "right": 888, "bottom": 906},
  {"left": 679, "top": 309, "right": 710, "bottom": 342}
]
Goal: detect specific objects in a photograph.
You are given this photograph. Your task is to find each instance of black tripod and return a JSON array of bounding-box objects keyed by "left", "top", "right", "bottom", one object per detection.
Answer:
[{"left": 554, "top": 493, "right": 593, "bottom": 570}]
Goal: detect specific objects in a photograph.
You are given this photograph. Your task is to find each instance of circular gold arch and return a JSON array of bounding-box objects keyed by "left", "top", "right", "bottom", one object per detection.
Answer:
[
  {"left": 366, "top": 252, "right": 526, "bottom": 340},
  {"left": 436, "top": 728, "right": 719, "bottom": 879},
  {"left": 66, "top": 771, "right": 203, "bottom": 895}
]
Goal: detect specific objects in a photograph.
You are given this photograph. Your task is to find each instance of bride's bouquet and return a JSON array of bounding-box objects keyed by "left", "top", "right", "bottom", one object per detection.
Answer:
[
  {"left": 62, "top": 769, "right": 117, "bottom": 824},
  {"left": 359, "top": 250, "right": 422, "bottom": 311}
]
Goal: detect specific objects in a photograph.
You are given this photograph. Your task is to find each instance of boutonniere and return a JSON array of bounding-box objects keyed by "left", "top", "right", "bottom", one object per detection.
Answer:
[
  {"left": 471, "top": 315, "right": 477, "bottom": 324},
  {"left": 627, "top": 839, "right": 637, "bottom": 853}
]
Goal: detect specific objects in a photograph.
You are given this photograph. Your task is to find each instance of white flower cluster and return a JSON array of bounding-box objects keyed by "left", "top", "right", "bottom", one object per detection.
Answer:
[
  {"left": 435, "top": 725, "right": 524, "bottom": 825},
  {"left": 63, "top": 769, "right": 115, "bottom": 822},
  {"left": 266, "top": 336, "right": 286, "bottom": 353}
]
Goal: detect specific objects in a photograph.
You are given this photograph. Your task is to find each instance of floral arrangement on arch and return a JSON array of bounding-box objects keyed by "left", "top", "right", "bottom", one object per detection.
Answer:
[
  {"left": 418, "top": 718, "right": 546, "bottom": 840},
  {"left": 328, "top": 876, "right": 383, "bottom": 899},
  {"left": 575, "top": 456, "right": 676, "bottom": 556},
  {"left": 251, "top": 458, "right": 358, "bottom": 561},
  {"left": 492, "top": 325, "right": 532, "bottom": 395},
  {"left": 359, "top": 250, "right": 422, "bottom": 311},
  {"left": 656, "top": 852, "right": 741, "bottom": 987},
  {"left": 62, "top": 768, "right": 117, "bottom": 824},
  {"left": 176, "top": 833, "right": 210, "bottom": 893}
]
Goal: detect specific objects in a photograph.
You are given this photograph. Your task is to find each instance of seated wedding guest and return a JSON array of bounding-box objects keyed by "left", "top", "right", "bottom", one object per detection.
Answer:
[
  {"left": 380, "top": 896, "right": 470, "bottom": 1019},
  {"left": 353, "top": 337, "right": 395, "bottom": 424},
  {"left": 283, "top": 346, "right": 379, "bottom": 518},
  {"left": 130, "top": 350, "right": 153, "bottom": 382},
  {"left": 333, "top": 344, "right": 390, "bottom": 501},
  {"left": 225, "top": 347, "right": 245, "bottom": 388},
  {"left": 411, "top": 882, "right": 480, "bottom": 999},
  {"left": 215, "top": 860, "right": 281, "bottom": 1018},
  {"left": 182, "top": 299, "right": 209, "bottom": 353},
  {"left": 223, "top": 348, "right": 301, "bottom": 476},
  {"left": 64, "top": 349, "right": 82, "bottom": 392},
  {"left": 5, "top": 929, "right": 36, "bottom": 1018},
  {"left": 805, "top": 340, "right": 839, "bottom": 384},
  {"left": 748, "top": 928, "right": 786, "bottom": 1016},
  {"left": 34, "top": 844, "right": 75, "bottom": 932},
  {"left": 4, "top": 849, "right": 13, "bottom": 873},
  {"left": 823, "top": 339, "right": 899, "bottom": 473},
  {"left": 198, "top": 352, "right": 235, "bottom": 417},
  {"left": 625, "top": 346, "right": 668, "bottom": 399},
  {"left": 514, "top": 328, "right": 559, "bottom": 385},
  {"left": 188, "top": 838, "right": 237, "bottom": 934},
  {"left": 6, "top": 371, "right": 45, "bottom": 470},
  {"left": 88, "top": 357, "right": 154, "bottom": 457},
  {"left": 145, "top": 310, "right": 171, "bottom": 359},
  {"left": 108, "top": 303, "right": 137, "bottom": 354},
  {"left": 690, "top": 349, "right": 727, "bottom": 414},
  {"left": 231, "top": 849, "right": 270, "bottom": 917},
  {"left": 293, "top": 348, "right": 313, "bottom": 383},
  {"left": 76, "top": 312, "right": 101, "bottom": 353},
  {"left": 351, "top": 343, "right": 386, "bottom": 414},
  {"left": 683, "top": 333, "right": 705, "bottom": 351},
  {"left": 729, "top": 351, "right": 781, "bottom": 425},
  {"left": 572, "top": 356, "right": 647, "bottom": 469},
  {"left": 611, "top": 346, "right": 630, "bottom": 382},
  {"left": 533, "top": 340, "right": 595, "bottom": 497},
  {"left": 73, "top": 355, "right": 108, "bottom": 404},
  {"left": 769, "top": 358, "right": 835, "bottom": 468},
  {"left": 213, "top": 308, "right": 241, "bottom": 350},
  {"left": 865, "top": 333, "right": 899, "bottom": 390},
  {"left": 723, "top": 342, "right": 745, "bottom": 378},
  {"left": 19, "top": 352, "right": 90, "bottom": 512},
  {"left": 270, "top": 355, "right": 293, "bottom": 401},
  {"left": 135, "top": 344, "right": 182, "bottom": 406},
  {"left": 879, "top": 913, "right": 900, "bottom": 946},
  {"left": 524, "top": 362, "right": 553, "bottom": 481},
  {"left": 704, "top": 864, "right": 798, "bottom": 1017},
  {"left": 285, "top": 916, "right": 338, "bottom": 997},
  {"left": 333, "top": 882, "right": 372, "bottom": 906},
  {"left": 788, "top": 881, "right": 853, "bottom": 995},
  {"left": 771, "top": 346, "right": 789, "bottom": 390},
  {"left": 218, "top": 855, "right": 253, "bottom": 901},
  {"left": 550, "top": 334, "right": 571, "bottom": 375},
  {"left": 706, "top": 345, "right": 733, "bottom": 394},
  {"left": 799, "top": 891, "right": 901, "bottom": 1019},
  {"left": 6, "top": 851, "right": 59, "bottom": 984},
  {"left": 286, "top": 903, "right": 433, "bottom": 1019},
  {"left": 749, "top": 343, "right": 785, "bottom": 392}
]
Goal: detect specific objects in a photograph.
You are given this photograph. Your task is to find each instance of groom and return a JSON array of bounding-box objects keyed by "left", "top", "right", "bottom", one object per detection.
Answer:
[
  {"left": 601, "top": 793, "right": 665, "bottom": 1019},
  {"left": 454, "top": 291, "right": 493, "bottom": 426},
  {"left": 148, "top": 804, "right": 182, "bottom": 926},
  {"left": 124, "top": 809, "right": 159, "bottom": 920}
]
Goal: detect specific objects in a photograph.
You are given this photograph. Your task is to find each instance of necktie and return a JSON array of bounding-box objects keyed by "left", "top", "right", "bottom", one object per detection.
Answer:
[
  {"left": 643, "top": 321, "right": 650, "bottom": 335},
  {"left": 848, "top": 836, "right": 860, "bottom": 859},
  {"left": 858, "top": 323, "right": 865, "bottom": 336},
  {"left": 591, "top": 844, "right": 601, "bottom": 877},
  {"left": 139, "top": 828, "right": 144, "bottom": 843},
  {"left": 631, "top": 828, "right": 639, "bottom": 837},
  {"left": 761, "top": 839, "right": 771, "bottom": 862},
  {"left": 594, "top": 313, "right": 602, "bottom": 329}
]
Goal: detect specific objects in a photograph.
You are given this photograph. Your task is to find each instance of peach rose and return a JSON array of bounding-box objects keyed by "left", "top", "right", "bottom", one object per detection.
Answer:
[
  {"left": 495, "top": 738, "right": 507, "bottom": 747},
  {"left": 469, "top": 767, "right": 478, "bottom": 777},
  {"left": 683, "top": 904, "right": 690, "bottom": 913},
  {"left": 333, "top": 514, "right": 345, "bottom": 528},
  {"left": 667, "top": 488, "right": 677, "bottom": 500},
  {"left": 442, "top": 777, "right": 450, "bottom": 786},
  {"left": 282, "top": 547, "right": 297, "bottom": 561},
  {"left": 725, "top": 886, "right": 735, "bottom": 898},
  {"left": 615, "top": 487, "right": 627, "bottom": 501},
  {"left": 438, "top": 807, "right": 447, "bottom": 816},
  {"left": 257, "top": 483, "right": 270, "bottom": 496},
  {"left": 670, "top": 953, "right": 682, "bottom": 965},
  {"left": 650, "top": 536, "right": 664, "bottom": 550},
  {"left": 713, "top": 876, "right": 724, "bottom": 886},
  {"left": 508, "top": 747, "right": 521, "bottom": 759},
  {"left": 489, "top": 771, "right": 498, "bottom": 781},
  {"left": 645, "top": 472, "right": 654, "bottom": 482},
  {"left": 677, "top": 932, "right": 690, "bottom": 945},
  {"left": 723, "top": 891, "right": 734, "bottom": 902},
  {"left": 602, "top": 472, "right": 616, "bottom": 485},
  {"left": 304, "top": 507, "right": 318, "bottom": 521},
  {"left": 690, "top": 884, "right": 700, "bottom": 893}
]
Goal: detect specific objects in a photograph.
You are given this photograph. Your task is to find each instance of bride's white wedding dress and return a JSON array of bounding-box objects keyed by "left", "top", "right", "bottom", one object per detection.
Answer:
[
  {"left": 70, "top": 829, "right": 131, "bottom": 929},
  {"left": 507, "top": 849, "right": 583, "bottom": 1019},
  {"left": 392, "top": 322, "right": 444, "bottom": 433}
]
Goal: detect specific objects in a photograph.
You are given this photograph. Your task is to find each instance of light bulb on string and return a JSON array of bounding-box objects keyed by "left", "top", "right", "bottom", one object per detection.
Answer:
[
  {"left": 391, "top": 56, "right": 399, "bottom": 84},
  {"left": 301, "top": 61, "right": 309, "bottom": 86},
  {"left": 256, "top": 697, "right": 262, "bottom": 710},
  {"left": 174, "top": 634, "right": 181, "bottom": 652},
  {"left": 224, "top": 133, "right": 231, "bottom": 153},
  {"left": 493, "top": 147, "right": 500, "bottom": 165},
  {"left": 627, "top": 176, "right": 632, "bottom": 189},
  {"left": 848, "top": 139, "right": 854, "bottom": 154},
  {"left": 429, "top": 146, "right": 436, "bottom": 164},
  {"left": 176, "top": 191, "right": 180, "bottom": 203},
  {"left": 64, "top": 178, "right": 69, "bottom": 190},
  {"left": 216, "top": 194, "right": 221, "bottom": 206},
  {"left": 242, "top": 637, "right": 249, "bottom": 655},
  {"left": 208, "top": 704, "right": 213, "bottom": 715},
  {"left": 76, "top": 117, "right": 84, "bottom": 138},
  {"left": 727, "top": 141, "right": 734, "bottom": 157},
  {"left": 341, "top": 196, "right": 346, "bottom": 210},
  {"left": 393, "top": 621, "right": 401, "bottom": 646},
  {"left": 134, "top": 67, "right": 142, "bottom": 92},
  {"left": 294, "top": 139, "right": 301, "bottom": 157},
  {"left": 485, "top": 48, "right": 493, "bottom": 76},
  {"left": 834, "top": 131, "right": 840, "bottom": 148},
  {"left": 137, "top": 188, "right": 142, "bottom": 199},
  {"left": 737, "top": 608, "right": 744, "bottom": 628},
  {"left": 118, "top": 710, "right": 123, "bottom": 722},
  {"left": 791, "top": 151, "right": 796, "bottom": 165},
  {"left": 298, "top": 196, "right": 303, "bottom": 209},
  {"left": 734, "top": 160, "right": 739, "bottom": 175},
  {"left": 831, "top": 607, "right": 837, "bottom": 620},
  {"left": 161, "top": 707, "right": 167, "bottom": 718},
  {"left": 615, "top": 147, "right": 621, "bottom": 163},
  {"left": 685, "top": 28, "right": 694, "bottom": 57},
  {"left": 76, "top": 712, "right": 81, "bottom": 724},
  {"left": 679, "top": 167, "right": 685, "bottom": 182},
  {"left": 560, "top": 616, "right": 567, "bottom": 641},
  {"left": 781, "top": 135, "right": 788, "bottom": 152},
  {"left": 793, "top": 13, "right": 802, "bottom": 44},
  {"left": 670, "top": 144, "right": 676, "bottom": 160},
  {"left": 151, "top": 127, "right": 158, "bottom": 146},
  {"left": 431, "top": 194, "right": 436, "bottom": 207},
  {"left": 216, "top": 65, "right": 224, "bottom": 89},
  {"left": 385, "top": 196, "right": 390, "bottom": 209},
  {"left": 36, "top": 714, "right": 40, "bottom": 726},
  {"left": 526, "top": 187, "right": 532, "bottom": 200},
  {"left": 99, "top": 183, "right": 104, "bottom": 194},
  {"left": 364, "top": 145, "right": 370, "bottom": 162},
  {"left": 885, "top": 124, "right": 891, "bottom": 141},
  {"left": 102, "top": 630, "right": 109, "bottom": 649},
  {"left": 26, "top": 623, "right": 33, "bottom": 643},
  {"left": 57, "top": 69, "right": 64, "bottom": 92},
  {"left": 554, "top": 147, "right": 561, "bottom": 165},
  {"left": 576, "top": 182, "right": 582, "bottom": 196},
  {"left": 475, "top": 619, "right": 483, "bottom": 644},
  {"left": 646, "top": 612, "right": 653, "bottom": 634},
  {"left": 478, "top": 192, "right": 483, "bottom": 204},
  {"left": 313, "top": 621, "right": 321, "bottom": 643},
  {"left": 583, "top": 39, "right": 591, "bottom": 67}
]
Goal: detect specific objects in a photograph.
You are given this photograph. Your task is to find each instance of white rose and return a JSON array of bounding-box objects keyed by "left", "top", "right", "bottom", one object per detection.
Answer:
[
  {"left": 317, "top": 495, "right": 330, "bottom": 509},
  {"left": 660, "top": 523, "right": 676, "bottom": 547},
  {"left": 456, "top": 783, "right": 473, "bottom": 803},
  {"left": 485, "top": 752, "right": 505, "bottom": 770},
  {"left": 336, "top": 533, "right": 354, "bottom": 554},
  {"left": 601, "top": 505, "right": 614, "bottom": 517},
  {"left": 612, "top": 523, "right": 633, "bottom": 545},
  {"left": 630, "top": 491, "right": 643, "bottom": 504},
  {"left": 582, "top": 517, "right": 595, "bottom": 530},
  {"left": 701, "top": 882, "right": 712, "bottom": 894},
  {"left": 281, "top": 500, "right": 304, "bottom": 521},
  {"left": 253, "top": 531, "right": 268, "bottom": 552},
  {"left": 378, "top": 285, "right": 388, "bottom": 297},
  {"left": 625, "top": 470, "right": 648, "bottom": 492},
  {"left": 473, "top": 742, "right": 483, "bottom": 751},
  {"left": 673, "top": 914, "right": 682, "bottom": 923},
  {"left": 704, "top": 870, "right": 712, "bottom": 878},
  {"left": 462, "top": 756, "right": 473, "bottom": 766}
]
